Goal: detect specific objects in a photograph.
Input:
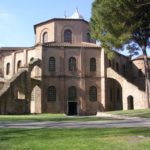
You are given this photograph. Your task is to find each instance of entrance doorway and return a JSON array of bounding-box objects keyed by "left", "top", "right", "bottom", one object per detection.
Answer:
[
  {"left": 127, "top": 95, "right": 134, "bottom": 110},
  {"left": 68, "top": 102, "right": 77, "bottom": 116}
]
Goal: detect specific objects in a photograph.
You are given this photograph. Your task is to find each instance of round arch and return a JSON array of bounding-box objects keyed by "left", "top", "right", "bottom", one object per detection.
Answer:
[
  {"left": 61, "top": 26, "right": 73, "bottom": 43},
  {"left": 40, "top": 28, "right": 49, "bottom": 44},
  {"left": 106, "top": 78, "right": 123, "bottom": 111},
  {"left": 127, "top": 95, "right": 134, "bottom": 110}
]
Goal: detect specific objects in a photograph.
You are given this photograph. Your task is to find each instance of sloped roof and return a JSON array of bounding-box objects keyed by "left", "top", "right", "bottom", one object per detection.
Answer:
[
  {"left": 132, "top": 54, "right": 150, "bottom": 61},
  {"left": 43, "top": 42, "right": 100, "bottom": 48},
  {"left": 34, "top": 9, "right": 87, "bottom": 33},
  {"left": 0, "top": 47, "right": 28, "bottom": 51}
]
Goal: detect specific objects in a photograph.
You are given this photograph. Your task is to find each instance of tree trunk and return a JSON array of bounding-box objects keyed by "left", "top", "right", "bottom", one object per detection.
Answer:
[{"left": 142, "top": 45, "right": 150, "bottom": 108}]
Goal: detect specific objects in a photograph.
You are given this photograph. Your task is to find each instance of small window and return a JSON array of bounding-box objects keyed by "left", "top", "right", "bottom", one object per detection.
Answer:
[
  {"left": 49, "top": 57, "right": 55, "bottom": 72},
  {"left": 68, "top": 86, "right": 77, "bottom": 101},
  {"left": 123, "top": 64, "right": 126, "bottom": 76},
  {"left": 110, "top": 88, "right": 113, "bottom": 102},
  {"left": 116, "top": 62, "right": 119, "bottom": 72},
  {"left": 89, "top": 86, "right": 97, "bottom": 101},
  {"left": 90, "top": 58, "right": 96, "bottom": 72},
  {"left": 17, "top": 60, "right": 22, "bottom": 72},
  {"left": 6, "top": 63, "right": 10, "bottom": 75},
  {"left": 69, "top": 57, "right": 76, "bottom": 71},
  {"left": 138, "top": 69, "right": 142, "bottom": 77},
  {"left": 64, "top": 29, "right": 72, "bottom": 43},
  {"left": 42, "top": 32, "right": 48, "bottom": 43},
  {"left": 47, "top": 86, "right": 56, "bottom": 101},
  {"left": 112, "top": 59, "right": 115, "bottom": 68},
  {"left": 87, "top": 33, "right": 91, "bottom": 42},
  {"left": 16, "top": 89, "right": 25, "bottom": 100},
  {"left": 108, "top": 60, "right": 111, "bottom": 67}
]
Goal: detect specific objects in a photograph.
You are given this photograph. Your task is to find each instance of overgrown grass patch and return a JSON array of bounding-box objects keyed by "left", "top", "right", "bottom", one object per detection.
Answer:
[
  {"left": 107, "top": 109, "right": 150, "bottom": 118},
  {"left": 0, "top": 128, "right": 149, "bottom": 150}
]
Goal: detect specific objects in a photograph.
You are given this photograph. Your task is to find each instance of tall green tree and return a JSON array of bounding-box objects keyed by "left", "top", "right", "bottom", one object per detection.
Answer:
[{"left": 90, "top": 0, "right": 150, "bottom": 108}]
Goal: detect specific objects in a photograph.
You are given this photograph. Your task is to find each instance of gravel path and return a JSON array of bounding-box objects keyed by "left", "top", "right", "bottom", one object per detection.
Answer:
[{"left": 0, "top": 118, "right": 150, "bottom": 128}]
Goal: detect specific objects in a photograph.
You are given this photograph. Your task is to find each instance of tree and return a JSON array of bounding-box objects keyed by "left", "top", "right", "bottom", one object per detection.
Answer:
[{"left": 90, "top": 0, "right": 150, "bottom": 108}]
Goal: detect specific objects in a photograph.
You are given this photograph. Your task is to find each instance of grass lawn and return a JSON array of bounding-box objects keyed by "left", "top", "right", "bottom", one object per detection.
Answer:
[
  {"left": 0, "top": 128, "right": 149, "bottom": 150},
  {"left": 0, "top": 114, "right": 116, "bottom": 122},
  {"left": 107, "top": 109, "right": 150, "bottom": 118}
]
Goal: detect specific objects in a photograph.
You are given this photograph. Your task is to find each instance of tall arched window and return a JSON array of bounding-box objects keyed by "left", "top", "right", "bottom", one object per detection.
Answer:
[
  {"left": 87, "top": 33, "right": 91, "bottom": 42},
  {"left": 69, "top": 57, "right": 76, "bottom": 71},
  {"left": 64, "top": 29, "right": 72, "bottom": 43},
  {"left": 42, "top": 32, "right": 48, "bottom": 43},
  {"left": 17, "top": 60, "right": 22, "bottom": 72},
  {"left": 49, "top": 57, "right": 55, "bottom": 71},
  {"left": 6, "top": 63, "right": 10, "bottom": 75},
  {"left": 47, "top": 86, "right": 56, "bottom": 101},
  {"left": 68, "top": 86, "right": 77, "bottom": 101},
  {"left": 90, "top": 58, "right": 96, "bottom": 72},
  {"left": 89, "top": 86, "right": 97, "bottom": 101}
]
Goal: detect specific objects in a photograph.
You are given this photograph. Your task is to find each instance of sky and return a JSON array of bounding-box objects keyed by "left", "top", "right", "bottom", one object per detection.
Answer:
[{"left": 0, "top": 0, "right": 93, "bottom": 47}]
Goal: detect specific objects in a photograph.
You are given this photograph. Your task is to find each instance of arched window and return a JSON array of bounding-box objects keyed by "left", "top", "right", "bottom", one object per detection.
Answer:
[
  {"left": 47, "top": 86, "right": 56, "bottom": 101},
  {"left": 127, "top": 95, "right": 134, "bottom": 110},
  {"left": 64, "top": 29, "right": 72, "bottom": 43},
  {"left": 89, "top": 86, "right": 97, "bottom": 101},
  {"left": 17, "top": 60, "right": 22, "bottom": 72},
  {"left": 6, "top": 63, "right": 10, "bottom": 75},
  {"left": 90, "top": 58, "right": 96, "bottom": 72},
  {"left": 49, "top": 57, "right": 55, "bottom": 71},
  {"left": 42, "top": 32, "right": 48, "bottom": 43},
  {"left": 68, "top": 86, "right": 77, "bottom": 101},
  {"left": 87, "top": 33, "right": 91, "bottom": 42},
  {"left": 138, "top": 69, "right": 142, "bottom": 77},
  {"left": 69, "top": 57, "right": 76, "bottom": 71}
]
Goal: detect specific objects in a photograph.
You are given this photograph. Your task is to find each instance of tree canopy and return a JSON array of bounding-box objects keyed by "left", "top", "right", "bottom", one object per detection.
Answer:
[
  {"left": 90, "top": 0, "right": 150, "bottom": 107},
  {"left": 90, "top": 0, "right": 150, "bottom": 58}
]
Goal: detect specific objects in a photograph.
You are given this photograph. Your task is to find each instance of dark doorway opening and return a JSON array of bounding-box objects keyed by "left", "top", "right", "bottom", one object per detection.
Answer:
[
  {"left": 68, "top": 102, "right": 77, "bottom": 116},
  {"left": 127, "top": 95, "right": 134, "bottom": 110}
]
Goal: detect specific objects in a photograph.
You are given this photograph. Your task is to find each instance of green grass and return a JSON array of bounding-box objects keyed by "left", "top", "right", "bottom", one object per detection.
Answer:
[
  {"left": 107, "top": 109, "right": 150, "bottom": 118},
  {"left": 0, "top": 128, "right": 150, "bottom": 150},
  {"left": 0, "top": 114, "right": 115, "bottom": 122}
]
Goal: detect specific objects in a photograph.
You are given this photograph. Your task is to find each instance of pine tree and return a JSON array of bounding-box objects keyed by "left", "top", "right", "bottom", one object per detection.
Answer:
[{"left": 90, "top": 0, "right": 150, "bottom": 108}]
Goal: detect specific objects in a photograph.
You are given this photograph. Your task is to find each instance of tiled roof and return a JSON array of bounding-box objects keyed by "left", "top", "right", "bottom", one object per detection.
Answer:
[
  {"left": 0, "top": 47, "right": 28, "bottom": 51},
  {"left": 43, "top": 42, "right": 100, "bottom": 48},
  {"left": 34, "top": 18, "right": 88, "bottom": 33}
]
